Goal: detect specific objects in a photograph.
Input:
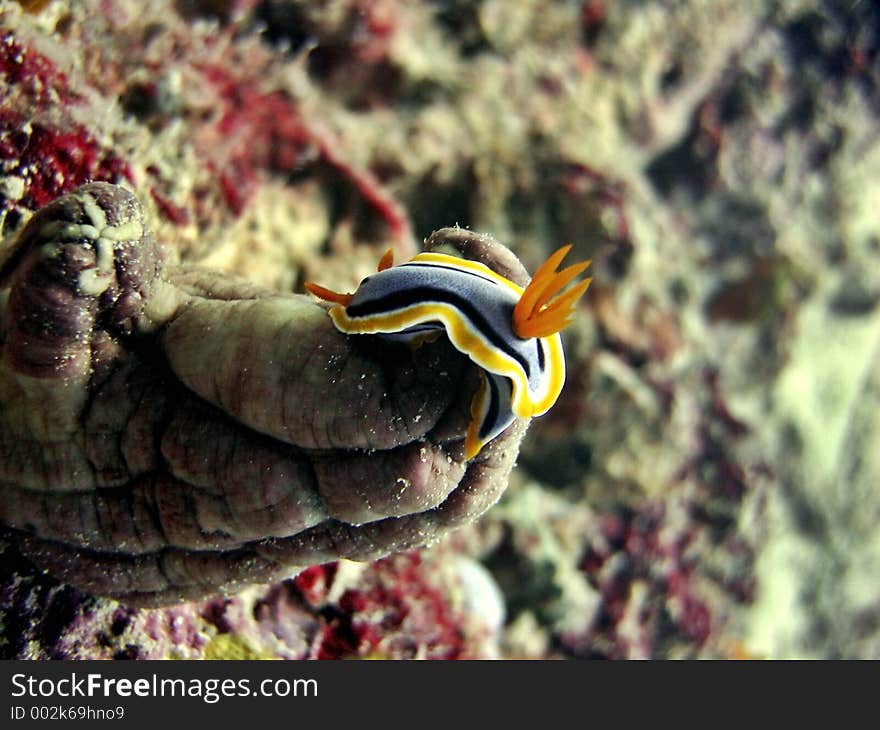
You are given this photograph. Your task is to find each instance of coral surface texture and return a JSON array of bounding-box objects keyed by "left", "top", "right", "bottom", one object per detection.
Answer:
[{"left": 1, "top": 0, "right": 878, "bottom": 659}]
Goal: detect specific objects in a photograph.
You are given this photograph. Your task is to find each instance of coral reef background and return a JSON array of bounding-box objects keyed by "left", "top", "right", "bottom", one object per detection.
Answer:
[{"left": 1, "top": 0, "right": 879, "bottom": 659}]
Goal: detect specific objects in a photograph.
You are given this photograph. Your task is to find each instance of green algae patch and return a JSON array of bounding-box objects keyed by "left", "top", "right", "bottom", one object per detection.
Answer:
[{"left": 202, "top": 633, "right": 270, "bottom": 661}]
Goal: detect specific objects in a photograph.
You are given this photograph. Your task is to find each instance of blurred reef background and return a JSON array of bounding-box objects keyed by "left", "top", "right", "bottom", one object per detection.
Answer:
[{"left": 1, "top": 0, "right": 879, "bottom": 658}]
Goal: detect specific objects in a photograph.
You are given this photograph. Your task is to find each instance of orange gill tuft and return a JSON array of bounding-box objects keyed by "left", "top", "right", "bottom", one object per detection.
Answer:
[{"left": 512, "top": 244, "right": 591, "bottom": 339}]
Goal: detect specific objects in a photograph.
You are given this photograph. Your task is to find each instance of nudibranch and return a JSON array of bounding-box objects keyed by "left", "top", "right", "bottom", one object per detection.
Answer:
[{"left": 306, "top": 245, "right": 591, "bottom": 459}]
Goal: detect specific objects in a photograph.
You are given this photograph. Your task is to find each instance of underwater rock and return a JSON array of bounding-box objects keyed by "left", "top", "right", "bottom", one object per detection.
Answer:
[{"left": 2, "top": 0, "right": 879, "bottom": 659}]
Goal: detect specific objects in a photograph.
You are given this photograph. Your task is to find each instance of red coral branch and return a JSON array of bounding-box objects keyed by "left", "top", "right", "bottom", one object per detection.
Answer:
[{"left": 197, "top": 63, "right": 416, "bottom": 255}]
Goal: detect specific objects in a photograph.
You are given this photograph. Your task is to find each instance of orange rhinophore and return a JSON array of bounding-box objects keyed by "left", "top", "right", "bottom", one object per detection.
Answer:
[{"left": 303, "top": 281, "right": 353, "bottom": 306}]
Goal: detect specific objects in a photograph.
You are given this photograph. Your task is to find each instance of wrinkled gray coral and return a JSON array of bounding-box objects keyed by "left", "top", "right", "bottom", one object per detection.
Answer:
[{"left": 0, "top": 183, "right": 528, "bottom": 606}]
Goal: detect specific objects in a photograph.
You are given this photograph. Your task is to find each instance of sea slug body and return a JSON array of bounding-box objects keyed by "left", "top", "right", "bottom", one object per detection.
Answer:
[{"left": 306, "top": 244, "right": 591, "bottom": 459}]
